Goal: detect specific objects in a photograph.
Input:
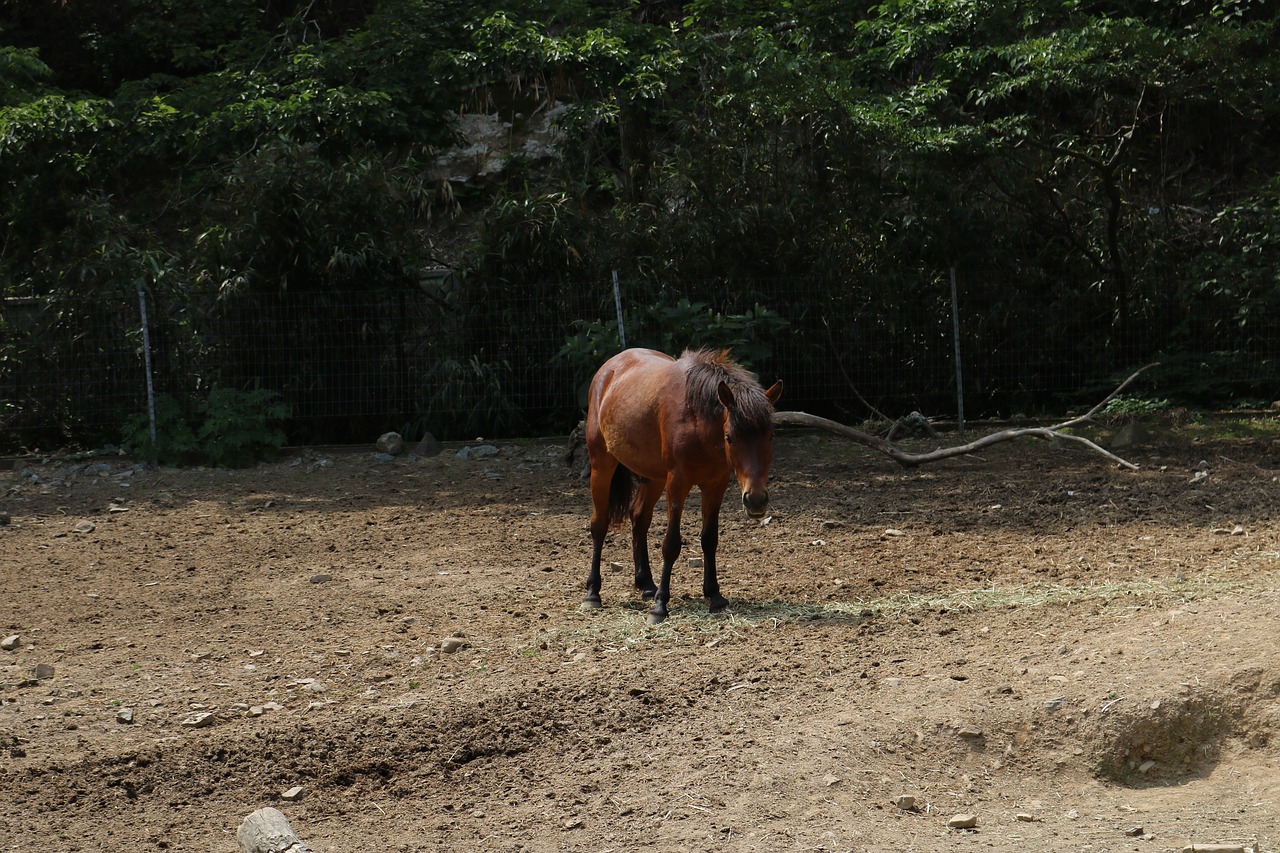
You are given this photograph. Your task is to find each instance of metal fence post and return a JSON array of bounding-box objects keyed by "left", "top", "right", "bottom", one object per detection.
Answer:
[
  {"left": 136, "top": 281, "right": 157, "bottom": 459},
  {"left": 949, "top": 267, "right": 965, "bottom": 436},
  {"left": 612, "top": 270, "right": 627, "bottom": 350}
]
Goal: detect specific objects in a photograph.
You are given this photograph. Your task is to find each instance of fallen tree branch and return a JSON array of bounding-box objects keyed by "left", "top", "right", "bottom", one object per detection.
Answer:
[{"left": 773, "top": 364, "right": 1158, "bottom": 471}]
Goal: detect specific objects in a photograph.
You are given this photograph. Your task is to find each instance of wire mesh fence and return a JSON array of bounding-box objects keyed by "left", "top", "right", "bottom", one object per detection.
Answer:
[{"left": 2, "top": 271, "right": 1276, "bottom": 455}]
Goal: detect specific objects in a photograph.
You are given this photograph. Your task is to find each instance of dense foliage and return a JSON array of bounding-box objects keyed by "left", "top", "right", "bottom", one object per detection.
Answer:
[{"left": 2, "top": 0, "right": 1278, "bottom": 445}]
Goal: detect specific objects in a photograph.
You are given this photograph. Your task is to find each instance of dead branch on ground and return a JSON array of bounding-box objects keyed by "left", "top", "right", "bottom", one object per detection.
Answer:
[{"left": 773, "top": 364, "right": 1158, "bottom": 471}]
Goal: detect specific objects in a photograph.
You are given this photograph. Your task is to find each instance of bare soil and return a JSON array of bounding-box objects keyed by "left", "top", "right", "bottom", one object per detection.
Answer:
[{"left": 2, "top": 425, "right": 1279, "bottom": 852}]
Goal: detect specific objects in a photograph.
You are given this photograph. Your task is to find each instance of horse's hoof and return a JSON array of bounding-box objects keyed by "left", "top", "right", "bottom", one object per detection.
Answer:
[
  {"left": 708, "top": 597, "right": 730, "bottom": 613},
  {"left": 646, "top": 610, "right": 668, "bottom": 626},
  {"left": 580, "top": 599, "right": 602, "bottom": 612},
  {"left": 639, "top": 587, "right": 658, "bottom": 601}
]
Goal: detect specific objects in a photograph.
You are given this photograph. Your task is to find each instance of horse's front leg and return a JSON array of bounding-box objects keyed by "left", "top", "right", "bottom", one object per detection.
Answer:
[
  {"left": 631, "top": 478, "right": 664, "bottom": 600},
  {"left": 649, "top": 481, "right": 690, "bottom": 625},
  {"left": 699, "top": 481, "right": 730, "bottom": 612}
]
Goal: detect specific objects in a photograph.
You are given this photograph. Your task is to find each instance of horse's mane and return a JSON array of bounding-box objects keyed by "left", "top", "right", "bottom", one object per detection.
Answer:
[{"left": 680, "top": 348, "right": 774, "bottom": 434}]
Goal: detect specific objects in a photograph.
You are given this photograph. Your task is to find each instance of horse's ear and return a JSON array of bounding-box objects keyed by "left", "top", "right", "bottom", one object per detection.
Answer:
[
  {"left": 764, "top": 380, "right": 783, "bottom": 405},
  {"left": 717, "top": 380, "right": 736, "bottom": 409}
]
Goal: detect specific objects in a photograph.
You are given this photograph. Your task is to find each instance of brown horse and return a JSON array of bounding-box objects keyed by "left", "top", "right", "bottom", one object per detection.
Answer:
[{"left": 582, "top": 348, "right": 783, "bottom": 624}]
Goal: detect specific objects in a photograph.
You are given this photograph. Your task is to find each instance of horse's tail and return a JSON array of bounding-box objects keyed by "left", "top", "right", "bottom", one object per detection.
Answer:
[{"left": 607, "top": 463, "right": 636, "bottom": 529}]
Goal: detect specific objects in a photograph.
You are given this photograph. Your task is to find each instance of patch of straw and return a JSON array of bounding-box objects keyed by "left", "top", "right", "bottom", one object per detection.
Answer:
[{"left": 549, "top": 571, "right": 1278, "bottom": 650}]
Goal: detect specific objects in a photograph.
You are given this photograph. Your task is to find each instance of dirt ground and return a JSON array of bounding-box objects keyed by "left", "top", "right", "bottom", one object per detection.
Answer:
[{"left": 2, "top": 422, "right": 1279, "bottom": 852}]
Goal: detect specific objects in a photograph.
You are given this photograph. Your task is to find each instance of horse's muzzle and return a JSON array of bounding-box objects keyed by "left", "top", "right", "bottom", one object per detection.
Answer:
[{"left": 742, "top": 490, "right": 769, "bottom": 518}]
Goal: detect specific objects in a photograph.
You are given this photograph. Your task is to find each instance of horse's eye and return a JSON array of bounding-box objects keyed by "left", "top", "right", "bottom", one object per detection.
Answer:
[{"left": 724, "top": 433, "right": 733, "bottom": 446}]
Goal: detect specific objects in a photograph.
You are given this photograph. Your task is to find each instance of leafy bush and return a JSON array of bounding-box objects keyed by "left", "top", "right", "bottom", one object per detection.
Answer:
[
  {"left": 422, "top": 355, "right": 520, "bottom": 439},
  {"left": 1186, "top": 180, "right": 1280, "bottom": 330},
  {"left": 122, "top": 387, "right": 288, "bottom": 467},
  {"left": 197, "top": 387, "right": 290, "bottom": 467},
  {"left": 121, "top": 394, "right": 201, "bottom": 465},
  {"left": 1139, "top": 351, "right": 1278, "bottom": 409}
]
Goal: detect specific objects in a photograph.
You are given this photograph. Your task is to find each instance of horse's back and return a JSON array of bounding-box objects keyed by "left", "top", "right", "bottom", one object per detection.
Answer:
[
  {"left": 586, "top": 348, "right": 681, "bottom": 476},
  {"left": 592, "top": 347, "right": 675, "bottom": 382},
  {"left": 587, "top": 349, "right": 679, "bottom": 415}
]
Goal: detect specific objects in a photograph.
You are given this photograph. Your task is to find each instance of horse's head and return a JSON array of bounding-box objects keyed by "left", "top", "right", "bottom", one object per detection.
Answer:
[{"left": 718, "top": 379, "right": 784, "bottom": 518}]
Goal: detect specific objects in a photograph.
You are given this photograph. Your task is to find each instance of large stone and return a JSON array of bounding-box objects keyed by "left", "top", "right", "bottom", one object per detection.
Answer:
[
  {"left": 440, "top": 636, "right": 469, "bottom": 654},
  {"left": 376, "top": 431, "right": 406, "bottom": 455},
  {"left": 415, "top": 431, "right": 441, "bottom": 457},
  {"left": 1110, "top": 422, "right": 1151, "bottom": 449}
]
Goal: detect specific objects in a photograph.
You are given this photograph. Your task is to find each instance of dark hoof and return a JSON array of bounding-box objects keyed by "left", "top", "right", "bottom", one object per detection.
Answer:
[
  {"left": 708, "top": 596, "right": 730, "bottom": 613},
  {"left": 638, "top": 586, "right": 658, "bottom": 601}
]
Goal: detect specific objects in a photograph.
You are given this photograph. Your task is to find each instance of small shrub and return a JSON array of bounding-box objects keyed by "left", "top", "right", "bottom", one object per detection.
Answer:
[
  {"left": 423, "top": 356, "right": 520, "bottom": 439},
  {"left": 1102, "top": 395, "right": 1172, "bottom": 418},
  {"left": 121, "top": 387, "right": 288, "bottom": 467},
  {"left": 121, "top": 394, "right": 201, "bottom": 465},
  {"left": 197, "top": 387, "right": 290, "bottom": 467}
]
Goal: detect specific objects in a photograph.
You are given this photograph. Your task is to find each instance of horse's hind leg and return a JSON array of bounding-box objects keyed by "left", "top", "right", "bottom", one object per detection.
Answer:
[
  {"left": 630, "top": 478, "right": 663, "bottom": 600},
  {"left": 582, "top": 457, "right": 618, "bottom": 609}
]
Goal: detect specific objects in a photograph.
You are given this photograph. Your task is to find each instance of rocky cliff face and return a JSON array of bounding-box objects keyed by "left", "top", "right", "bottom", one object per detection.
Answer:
[{"left": 430, "top": 103, "right": 570, "bottom": 183}]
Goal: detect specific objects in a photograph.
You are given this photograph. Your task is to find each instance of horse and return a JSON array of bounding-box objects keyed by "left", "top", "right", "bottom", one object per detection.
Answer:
[{"left": 581, "top": 348, "right": 783, "bottom": 624}]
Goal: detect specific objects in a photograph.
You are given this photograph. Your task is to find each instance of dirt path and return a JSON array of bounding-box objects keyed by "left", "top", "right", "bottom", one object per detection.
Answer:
[{"left": 2, "top": 428, "right": 1278, "bottom": 852}]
